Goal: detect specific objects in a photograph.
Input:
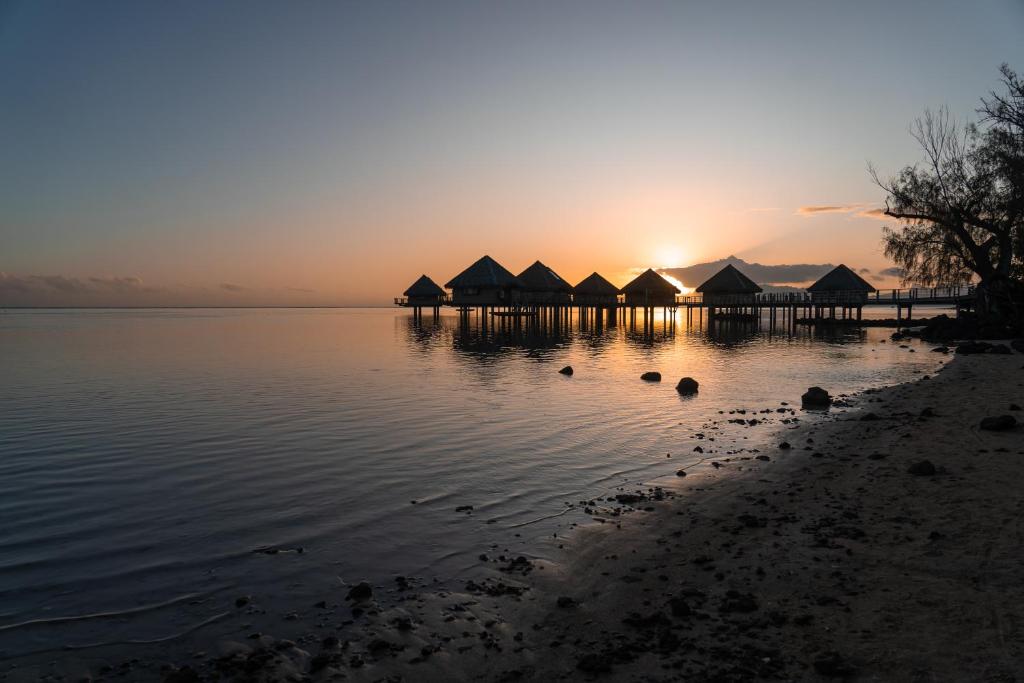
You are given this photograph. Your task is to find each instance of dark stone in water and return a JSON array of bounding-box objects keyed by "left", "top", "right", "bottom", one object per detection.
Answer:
[
  {"left": 559, "top": 365, "right": 574, "bottom": 376},
  {"left": 676, "top": 377, "right": 699, "bottom": 395},
  {"left": 980, "top": 415, "right": 1017, "bottom": 431},
  {"left": 556, "top": 596, "right": 577, "bottom": 608},
  {"left": 346, "top": 582, "right": 373, "bottom": 602},
  {"left": 801, "top": 387, "right": 831, "bottom": 408},
  {"left": 1012, "top": 339, "right": 1024, "bottom": 354},
  {"left": 990, "top": 344, "right": 1012, "bottom": 355},
  {"left": 455, "top": 505, "right": 474, "bottom": 512},
  {"left": 779, "top": 441, "right": 792, "bottom": 450},
  {"left": 675, "top": 469, "right": 687, "bottom": 477},
  {"left": 640, "top": 371, "right": 662, "bottom": 382},
  {"left": 907, "top": 460, "right": 936, "bottom": 476}
]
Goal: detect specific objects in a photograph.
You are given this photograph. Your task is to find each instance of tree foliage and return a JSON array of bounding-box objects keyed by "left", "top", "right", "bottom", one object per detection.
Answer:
[{"left": 871, "top": 64, "right": 1024, "bottom": 323}]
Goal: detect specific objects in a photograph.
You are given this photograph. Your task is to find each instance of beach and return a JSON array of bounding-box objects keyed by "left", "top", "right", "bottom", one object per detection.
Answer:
[{"left": 38, "top": 343, "right": 1014, "bottom": 682}]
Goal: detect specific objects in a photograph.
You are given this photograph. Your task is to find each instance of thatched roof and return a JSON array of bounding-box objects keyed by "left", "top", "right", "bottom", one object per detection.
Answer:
[
  {"left": 807, "top": 264, "right": 876, "bottom": 293},
  {"left": 621, "top": 268, "right": 681, "bottom": 294},
  {"left": 573, "top": 272, "right": 620, "bottom": 296},
  {"left": 444, "top": 255, "right": 522, "bottom": 289},
  {"left": 403, "top": 274, "right": 446, "bottom": 297},
  {"left": 517, "top": 260, "right": 572, "bottom": 292},
  {"left": 695, "top": 264, "right": 762, "bottom": 294}
]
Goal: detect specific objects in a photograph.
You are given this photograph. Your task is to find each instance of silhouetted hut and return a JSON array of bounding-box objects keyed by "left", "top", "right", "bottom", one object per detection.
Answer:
[
  {"left": 572, "top": 272, "right": 620, "bottom": 306},
  {"left": 696, "top": 264, "right": 762, "bottom": 307},
  {"left": 444, "top": 255, "right": 523, "bottom": 306},
  {"left": 402, "top": 275, "right": 447, "bottom": 307},
  {"left": 807, "top": 264, "right": 876, "bottom": 304},
  {"left": 516, "top": 260, "right": 573, "bottom": 305},
  {"left": 621, "top": 269, "right": 680, "bottom": 307}
]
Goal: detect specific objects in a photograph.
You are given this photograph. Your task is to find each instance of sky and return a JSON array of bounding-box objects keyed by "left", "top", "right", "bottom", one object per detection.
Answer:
[{"left": 2, "top": 0, "right": 1023, "bottom": 306}]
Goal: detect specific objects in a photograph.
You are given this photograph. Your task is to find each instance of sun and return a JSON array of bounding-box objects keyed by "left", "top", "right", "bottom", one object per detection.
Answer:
[{"left": 654, "top": 245, "right": 687, "bottom": 268}]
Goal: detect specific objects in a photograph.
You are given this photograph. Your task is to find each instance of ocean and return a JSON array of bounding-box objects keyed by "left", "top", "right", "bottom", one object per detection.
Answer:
[{"left": 0, "top": 307, "right": 948, "bottom": 657}]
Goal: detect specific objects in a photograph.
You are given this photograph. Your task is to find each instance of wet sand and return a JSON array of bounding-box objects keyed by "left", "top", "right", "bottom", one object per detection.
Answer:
[{"left": 7, "top": 349, "right": 1024, "bottom": 682}]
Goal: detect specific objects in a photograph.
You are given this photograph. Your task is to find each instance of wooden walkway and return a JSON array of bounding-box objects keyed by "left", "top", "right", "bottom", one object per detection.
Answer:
[{"left": 395, "top": 285, "right": 973, "bottom": 322}]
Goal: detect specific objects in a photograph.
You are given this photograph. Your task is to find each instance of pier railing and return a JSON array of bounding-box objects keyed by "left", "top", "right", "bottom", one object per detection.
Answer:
[{"left": 676, "top": 285, "right": 974, "bottom": 307}]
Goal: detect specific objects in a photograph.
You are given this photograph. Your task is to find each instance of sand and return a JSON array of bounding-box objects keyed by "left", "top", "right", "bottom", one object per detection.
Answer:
[{"left": 6, "top": 350, "right": 1024, "bottom": 682}]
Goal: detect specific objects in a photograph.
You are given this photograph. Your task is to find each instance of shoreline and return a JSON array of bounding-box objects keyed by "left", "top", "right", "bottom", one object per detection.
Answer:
[{"left": 6, "top": 348, "right": 1023, "bottom": 682}]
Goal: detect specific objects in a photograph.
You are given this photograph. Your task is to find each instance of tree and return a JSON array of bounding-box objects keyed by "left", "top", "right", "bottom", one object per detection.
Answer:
[{"left": 870, "top": 64, "right": 1024, "bottom": 328}]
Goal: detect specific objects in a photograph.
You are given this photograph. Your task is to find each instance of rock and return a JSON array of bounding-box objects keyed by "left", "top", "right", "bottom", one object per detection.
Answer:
[
  {"left": 1011, "top": 339, "right": 1024, "bottom": 354},
  {"left": 346, "top": 582, "right": 373, "bottom": 602},
  {"left": 813, "top": 651, "right": 855, "bottom": 677},
  {"left": 920, "top": 407, "right": 936, "bottom": 417},
  {"left": 956, "top": 341, "right": 992, "bottom": 355},
  {"left": 558, "top": 365, "right": 573, "bottom": 376},
  {"left": 990, "top": 344, "right": 1013, "bottom": 354},
  {"left": 980, "top": 415, "right": 1017, "bottom": 431},
  {"left": 1010, "top": 404, "right": 1022, "bottom": 411},
  {"left": 801, "top": 387, "right": 831, "bottom": 409},
  {"left": 576, "top": 653, "right": 613, "bottom": 674},
  {"left": 779, "top": 441, "right": 792, "bottom": 450},
  {"left": 675, "top": 377, "right": 699, "bottom": 394},
  {"left": 907, "top": 460, "right": 936, "bottom": 476},
  {"left": 668, "top": 596, "right": 691, "bottom": 617},
  {"left": 931, "top": 346, "right": 949, "bottom": 353},
  {"left": 720, "top": 590, "right": 758, "bottom": 613},
  {"left": 455, "top": 505, "right": 474, "bottom": 512},
  {"left": 162, "top": 667, "right": 201, "bottom": 683},
  {"left": 859, "top": 412, "right": 880, "bottom": 421},
  {"left": 234, "top": 595, "right": 251, "bottom": 608},
  {"left": 556, "top": 596, "right": 577, "bottom": 608},
  {"left": 640, "top": 371, "right": 662, "bottom": 382},
  {"left": 675, "top": 469, "right": 687, "bottom": 477}
]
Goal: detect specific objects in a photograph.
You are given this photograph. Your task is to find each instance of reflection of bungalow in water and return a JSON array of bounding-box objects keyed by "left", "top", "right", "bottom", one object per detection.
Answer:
[
  {"left": 807, "top": 264, "right": 876, "bottom": 304},
  {"left": 516, "top": 260, "right": 573, "bottom": 305},
  {"left": 572, "top": 272, "right": 620, "bottom": 306},
  {"left": 445, "top": 255, "right": 523, "bottom": 306},
  {"left": 621, "top": 269, "right": 680, "bottom": 307},
  {"left": 696, "top": 264, "right": 762, "bottom": 308},
  {"left": 402, "top": 274, "right": 447, "bottom": 307}
]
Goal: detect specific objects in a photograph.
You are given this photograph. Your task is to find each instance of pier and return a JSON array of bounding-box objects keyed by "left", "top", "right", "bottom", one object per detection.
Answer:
[{"left": 396, "top": 256, "right": 975, "bottom": 329}]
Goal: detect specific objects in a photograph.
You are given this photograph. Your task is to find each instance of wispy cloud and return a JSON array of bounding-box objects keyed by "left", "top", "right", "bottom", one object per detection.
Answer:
[
  {"left": 0, "top": 273, "right": 155, "bottom": 295},
  {"left": 878, "top": 266, "right": 905, "bottom": 278},
  {"left": 796, "top": 204, "right": 889, "bottom": 220},
  {"left": 220, "top": 282, "right": 246, "bottom": 292},
  {"left": 856, "top": 207, "right": 888, "bottom": 220}
]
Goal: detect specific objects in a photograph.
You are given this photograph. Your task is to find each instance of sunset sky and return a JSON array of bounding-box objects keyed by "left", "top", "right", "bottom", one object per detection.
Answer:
[{"left": 2, "top": 1, "right": 1023, "bottom": 306}]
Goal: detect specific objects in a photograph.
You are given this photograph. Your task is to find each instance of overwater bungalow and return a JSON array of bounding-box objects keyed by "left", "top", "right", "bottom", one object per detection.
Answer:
[
  {"left": 621, "top": 268, "right": 680, "bottom": 307},
  {"left": 401, "top": 274, "right": 447, "bottom": 307},
  {"left": 516, "top": 260, "right": 573, "bottom": 305},
  {"left": 444, "top": 255, "right": 523, "bottom": 306},
  {"left": 572, "top": 272, "right": 620, "bottom": 307},
  {"left": 807, "top": 264, "right": 876, "bottom": 305},
  {"left": 696, "top": 264, "right": 762, "bottom": 308}
]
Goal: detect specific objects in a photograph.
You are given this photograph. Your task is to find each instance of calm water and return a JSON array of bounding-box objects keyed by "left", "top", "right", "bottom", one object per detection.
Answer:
[{"left": 0, "top": 307, "right": 947, "bottom": 656}]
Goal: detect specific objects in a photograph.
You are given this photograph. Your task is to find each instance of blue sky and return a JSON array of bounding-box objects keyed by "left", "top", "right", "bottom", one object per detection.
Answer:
[{"left": 2, "top": 0, "right": 1022, "bottom": 305}]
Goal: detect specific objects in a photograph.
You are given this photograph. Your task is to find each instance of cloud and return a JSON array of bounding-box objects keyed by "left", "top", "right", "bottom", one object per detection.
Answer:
[
  {"left": 797, "top": 205, "right": 859, "bottom": 215},
  {"left": 220, "top": 283, "right": 246, "bottom": 292},
  {"left": 660, "top": 256, "right": 839, "bottom": 287},
  {"left": 88, "top": 276, "right": 150, "bottom": 292},
  {"left": 878, "top": 267, "right": 905, "bottom": 278},
  {"left": 796, "top": 204, "right": 889, "bottom": 220},
  {"left": 857, "top": 267, "right": 871, "bottom": 274},
  {"left": 287, "top": 286, "right": 315, "bottom": 293}
]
